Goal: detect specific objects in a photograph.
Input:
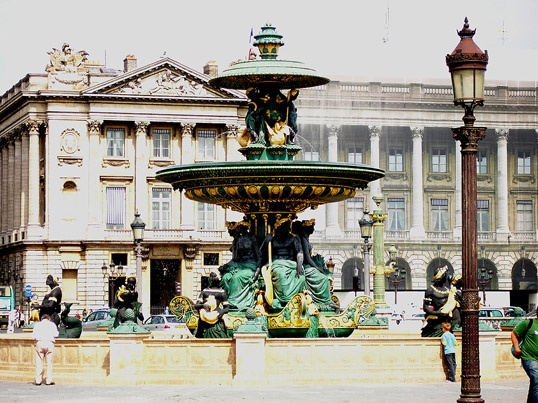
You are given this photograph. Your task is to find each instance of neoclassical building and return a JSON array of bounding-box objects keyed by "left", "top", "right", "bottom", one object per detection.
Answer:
[
  {"left": 0, "top": 44, "right": 537, "bottom": 315},
  {"left": 295, "top": 80, "right": 538, "bottom": 310}
]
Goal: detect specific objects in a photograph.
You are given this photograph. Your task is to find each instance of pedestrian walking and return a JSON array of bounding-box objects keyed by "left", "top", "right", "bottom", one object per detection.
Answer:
[
  {"left": 512, "top": 316, "right": 538, "bottom": 402},
  {"left": 441, "top": 322, "right": 458, "bottom": 383},
  {"left": 7, "top": 309, "right": 17, "bottom": 333},
  {"left": 19, "top": 311, "right": 25, "bottom": 327},
  {"left": 31, "top": 314, "right": 59, "bottom": 386}
]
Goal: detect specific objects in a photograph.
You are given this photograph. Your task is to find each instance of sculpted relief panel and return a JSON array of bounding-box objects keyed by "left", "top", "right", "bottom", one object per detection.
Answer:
[{"left": 113, "top": 69, "right": 208, "bottom": 96}]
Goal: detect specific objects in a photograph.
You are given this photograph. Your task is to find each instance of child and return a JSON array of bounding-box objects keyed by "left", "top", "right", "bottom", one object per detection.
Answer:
[{"left": 441, "top": 322, "right": 458, "bottom": 382}]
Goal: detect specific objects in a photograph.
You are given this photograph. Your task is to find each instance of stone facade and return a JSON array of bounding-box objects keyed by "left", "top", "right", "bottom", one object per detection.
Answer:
[{"left": 0, "top": 44, "right": 537, "bottom": 314}]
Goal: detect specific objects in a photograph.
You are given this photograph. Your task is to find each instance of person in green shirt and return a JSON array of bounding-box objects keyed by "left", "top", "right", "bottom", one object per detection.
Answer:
[{"left": 512, "top": 317, "right": 538, "bottom": 403}]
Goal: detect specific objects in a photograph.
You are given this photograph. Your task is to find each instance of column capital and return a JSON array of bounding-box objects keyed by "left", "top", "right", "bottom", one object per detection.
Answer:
[
  {"left": 225, "top": 123, "right": 239, "bottom": 138},
  {"left": 25, "top": 120, "right": 43, "bottom": 135},
  {"left": 181, "top": 122, "right": 196, "bottom": 137},
  {"left": 495, "top": 128, "right": 509, "bottom": 141},
  {"left": 134, "top": 121, "right": 150, "bottom": 135},
  {"left": 368, "top": 125, "right": 381, "bottom": 138},
  {"left": 87, "top": 120, "right": 103, "bottom": 135},
  {"left": 410, "top": 126, "right": 424, "bottom": 138},
  {"left": 327, "top": 124, "right": 340, "bottom": 137}
]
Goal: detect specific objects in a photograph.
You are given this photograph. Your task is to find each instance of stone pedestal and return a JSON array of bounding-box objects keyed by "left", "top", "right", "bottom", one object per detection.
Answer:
[
  {"left": 233, "top": 333, "right": 267, "bottom": 386},
  {"left": 108, "top": 333, "right": 151, "bottom": 385}
]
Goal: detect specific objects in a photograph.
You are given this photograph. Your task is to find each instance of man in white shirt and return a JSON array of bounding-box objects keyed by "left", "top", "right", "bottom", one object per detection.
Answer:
[
  {"left": 31, "top": 314, "right": 59, "bottom": 385},
  {"left": 7, "top": 309, "right": 17, "bottom": 333}
]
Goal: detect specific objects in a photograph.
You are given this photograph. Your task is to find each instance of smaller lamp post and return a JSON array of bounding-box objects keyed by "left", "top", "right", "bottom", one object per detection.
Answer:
[
  {"left": 386, "top": 244, "right": 406, "bottom": 306},
  {"left": 359, "top": 210, "right": 373, "bottom": 297},
  {"left": 130, "top": 211, "right": 145, "bottom": 312},
  {"left": 102, "top": 262, "right": 125, "bottom": 307},
  {"left": 478, "top": 246, "right": 492, "bottom": 304}
]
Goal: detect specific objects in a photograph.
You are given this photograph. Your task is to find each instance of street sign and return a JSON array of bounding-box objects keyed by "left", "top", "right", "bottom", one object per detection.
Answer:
[{"left": 24, "top": 285, "right": 32, "bottom": 298}]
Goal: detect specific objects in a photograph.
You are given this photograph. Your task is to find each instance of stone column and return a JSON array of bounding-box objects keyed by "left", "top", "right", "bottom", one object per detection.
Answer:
[
  {"left": 0, "top": 141, "right": 7, "bottom": 238},
  {"left": 20, "top": 129, "right": 29, "bottom": 234},
  {"left": 26, "top": 120, "right": 41, "bottom": 238},
  {"left": 453, "top": 141, "right": 462, "bottom": 240},
  {"left": 134, "top": 122, "right": 149, "bottom": 223},
  {"left": 409, "top": 127, "right": 426, "bottom": 239},
  {"left": 325, "top": 125, "right": 342, "bottom": 238},
  {"left": 180, "top": 123, "right": 196, "bottom": 233},
  {"left": 495, "top": 128, "right": 510, "bottom": 241},
  {"left": 7, "top": 135, "right": 15, "bottom": 237},
  {"left": 368, "top": 125, "right": 381, "bottom": 212},
  {"left": 13, "top": 130, "right": 22, "bottom": 240},
  {"left": 87, "top": 120, "right": 103, "bottom": 238}
]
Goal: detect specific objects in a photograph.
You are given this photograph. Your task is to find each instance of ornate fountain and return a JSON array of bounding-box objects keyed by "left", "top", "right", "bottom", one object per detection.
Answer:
[{"left": 156, "top": 24, "right": 385, "bottom": 338}]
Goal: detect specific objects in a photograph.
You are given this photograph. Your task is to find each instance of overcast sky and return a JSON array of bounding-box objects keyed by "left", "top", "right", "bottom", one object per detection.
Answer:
[{"left": 1, "top": 0, "right": 537, "bottom": 95}]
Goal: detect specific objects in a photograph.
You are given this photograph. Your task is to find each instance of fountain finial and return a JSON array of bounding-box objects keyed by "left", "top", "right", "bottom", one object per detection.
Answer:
[{"left": 253, "top": 24, "right": 284, "bottom": 60}]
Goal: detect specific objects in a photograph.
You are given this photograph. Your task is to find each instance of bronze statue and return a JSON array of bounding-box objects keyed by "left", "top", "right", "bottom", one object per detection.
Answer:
[
  {"left": 113, "top": 276, "right": 143, "bottom": 328},
  {"left": 34, "top": 275, "right": 62, "bottom": 326},
  {"left": 421, "top": 266, "right": 461, "bottom": 337},
  {"left": 194, "top": 272, "right": 230, "bottom": 338},
  {"left": 219, "top": 221, "right": 260, "bottom": 310},
  {"left": 58, "top": 303, "right": 82, "bottom": 339}
]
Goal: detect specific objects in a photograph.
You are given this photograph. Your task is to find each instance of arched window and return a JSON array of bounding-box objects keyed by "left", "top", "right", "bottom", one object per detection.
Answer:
[
  {"left": 512, "top": 258, "right": 537, "bottom": 291},
  {"left": 340, "top": 257, "right": 363, "bottom": 291},
  {"left": 385, "top": 258, "right": 412, "bottom": 290}
]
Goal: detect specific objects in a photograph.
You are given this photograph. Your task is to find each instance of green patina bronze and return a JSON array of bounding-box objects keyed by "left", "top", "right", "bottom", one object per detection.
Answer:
[
  {"left": 58, "top": 303, "right": 82, "bottom": 339},
  {"left": 157, "top": 24, "right": 385, "bottom": 338}
]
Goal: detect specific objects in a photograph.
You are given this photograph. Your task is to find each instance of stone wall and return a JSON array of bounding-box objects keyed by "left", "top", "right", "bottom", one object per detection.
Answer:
[{"left": 0, "top": 331, "right": 524, "bottom": 385}]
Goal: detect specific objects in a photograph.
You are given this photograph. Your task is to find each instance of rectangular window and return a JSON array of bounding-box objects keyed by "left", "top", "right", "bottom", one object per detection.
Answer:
[
  {"left": 346, "top": 197, "right": 364, "bottom": 230},
  {"left": 388, "top": 198, "right": 405, "bottom": 230},
  {"left": 62, "top": 269, "right": 78, "bottom": 301},
  {"left": 517, "top": 200, "right": 533, "bottom": 232},
  {"left": 518, "top": 151, "right": 531, "bottom": 174},
  {"left": 431, "top": 199, "right": 449, "bottom": 231},
  {"left": 152, "top": 128, "right": 170, "bottom": 159},
  {"left": 197, "top": 202, "right": 216, "bottom": 230},
  {"left": 197, "top": 129, "right": 216, "bottom": 161},
  {"left": 348, "top": 146, "right": 362, "bottom": 164},
  {"left": 477, "top": 149, "right": 487, "bottom": 174},
  {"left": 388, "top": 147, "right": 403, "bottom": 172},
  {"left": 432, "top": 148, "right": 447, "bottom": 173},
  {"left": 304, "top": 151, "right": 319, "bottom": 161},
  {"left": 106, "top": 187, "right": 125, "bottom": 229},
  {"left": 106, "top": 128, "right": 125, "bottom": 157},
  {"left": 151, "top": 188, "right": 171, "bottom": 229},
  {"left": 477, "top": 200, "right": 490, "bottom": 232}
]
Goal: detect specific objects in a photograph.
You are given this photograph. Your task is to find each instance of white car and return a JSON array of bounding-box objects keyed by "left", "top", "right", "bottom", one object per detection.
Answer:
[
  {"left": 82, "top": 309, "right": 111, "bottom": 327},
  {"left": 142, "top": 315, "right": 186, "bottom": 332}
]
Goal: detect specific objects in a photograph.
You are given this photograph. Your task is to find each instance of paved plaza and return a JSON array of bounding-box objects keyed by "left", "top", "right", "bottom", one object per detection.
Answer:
[{"left": 0, "top": 379, "right": 528, "bottom": 403}]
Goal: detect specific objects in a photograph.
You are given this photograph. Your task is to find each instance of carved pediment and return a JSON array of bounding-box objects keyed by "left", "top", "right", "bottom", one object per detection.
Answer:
[
  {"left": 84, "top": 59, "right": 244, "bottom": 99},
  {"left": 109, "top": 68, "right": 211, "bottom": 96}
]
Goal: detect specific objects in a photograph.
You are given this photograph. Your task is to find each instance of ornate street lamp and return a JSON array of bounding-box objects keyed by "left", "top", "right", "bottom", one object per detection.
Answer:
[
  {"left": 359, "top": 209, "right": 373, "bottom": 297},
  {"left": 130, "top": 211, "right": 145, "bottom": 312},
  {"left": 102, "top": 262, "right": 125, "bottom": 307},
  {"left": 446, "top": 17, "right": 488, "bottom": 403}
]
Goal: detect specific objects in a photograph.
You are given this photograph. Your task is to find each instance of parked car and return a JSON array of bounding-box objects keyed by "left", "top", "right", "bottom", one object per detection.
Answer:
[
  {"left": 478, "top": 307, "right": 505, "bottom": 318},
  {"left": 82, "top": 309, "right": 111, "bottom": 327},
  {"left": 142, "top": 315, "right": 185, "bottom": 332}
]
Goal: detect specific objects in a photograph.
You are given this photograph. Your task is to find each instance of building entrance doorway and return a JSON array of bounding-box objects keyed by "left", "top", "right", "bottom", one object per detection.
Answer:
[{"left": 150, "top": 259, "right": 180, "bottom": 315}]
